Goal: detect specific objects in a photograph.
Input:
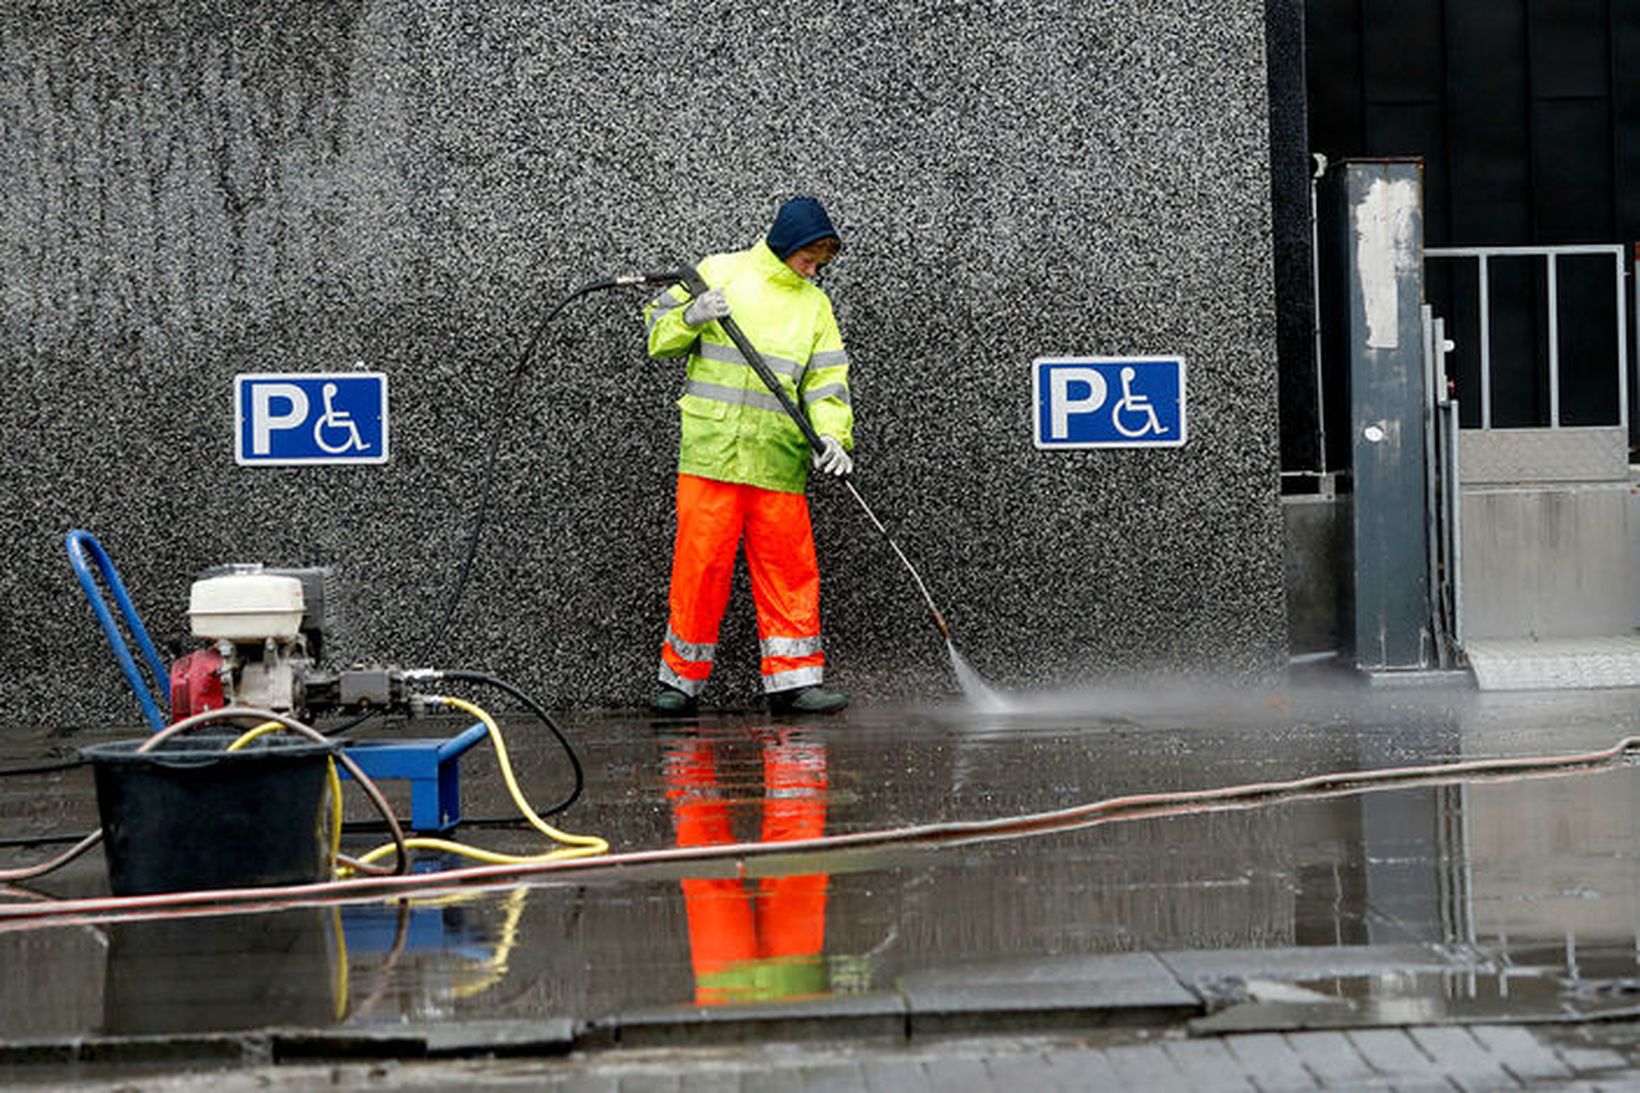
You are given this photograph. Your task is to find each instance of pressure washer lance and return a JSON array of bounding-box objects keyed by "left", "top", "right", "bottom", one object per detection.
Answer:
[{"left": 647, "top": 266, "right": 955, "bottom": 644}]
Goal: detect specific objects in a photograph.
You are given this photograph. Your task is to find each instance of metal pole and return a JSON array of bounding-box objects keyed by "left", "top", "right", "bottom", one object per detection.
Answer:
[
  {"left": 1447, "top": 395, "right": 1464, "bottom": 648},
  {"left": 1434, "top": 315, "right": 1457, "bottom": 667},
  {"left": 1625, "top": 245, "right": 1634, "bottom": 436},
  {"left": 1479, "top": 255, "right": 1492, "bottom": 429},
  {"left": 1310, "top": 154, "right": 1329, "bottom": 475},
  {"left": 1420, "top": 305, "right": 1445, "bottom": 665},
  {"left": 1547, "top": 253, "right": 1560, "bottom": 427}
]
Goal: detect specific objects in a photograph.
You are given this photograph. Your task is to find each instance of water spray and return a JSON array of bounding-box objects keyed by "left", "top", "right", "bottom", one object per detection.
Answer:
[{"left": 839, "top": 478, "right": 949, "bottom": 640}]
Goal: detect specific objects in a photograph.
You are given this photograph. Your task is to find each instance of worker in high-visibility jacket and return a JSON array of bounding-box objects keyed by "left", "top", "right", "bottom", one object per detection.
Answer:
[{"left": 645, "top": 196, "right": 854, "bottom": 715}]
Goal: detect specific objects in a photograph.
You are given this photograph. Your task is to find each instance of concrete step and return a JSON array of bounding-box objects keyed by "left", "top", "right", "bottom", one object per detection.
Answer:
[{"left": 1464, "top": 634, "right": 1640, "bottom": 690}]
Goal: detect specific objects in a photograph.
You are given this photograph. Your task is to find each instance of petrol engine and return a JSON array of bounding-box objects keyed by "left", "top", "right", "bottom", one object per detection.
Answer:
[{"left": 168, "top": 565, "right": 405, "bottom": 720}]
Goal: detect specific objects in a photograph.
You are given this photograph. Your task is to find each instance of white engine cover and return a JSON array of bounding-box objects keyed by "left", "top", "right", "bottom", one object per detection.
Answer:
[{"left": 189, "top": 574, "right": 306, "bottom": 642}]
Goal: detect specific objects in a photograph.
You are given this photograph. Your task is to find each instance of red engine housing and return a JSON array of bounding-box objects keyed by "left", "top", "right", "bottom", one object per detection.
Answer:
[{"left": 169, "top": 648, "right": 226, "bottom": 719}]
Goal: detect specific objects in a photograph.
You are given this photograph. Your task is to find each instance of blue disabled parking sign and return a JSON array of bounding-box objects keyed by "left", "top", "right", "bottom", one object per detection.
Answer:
[
  {"left": 235, "top": 372, "right": 390, "bottom": 466},
  {"left": 1033, "top": 356, "right": 1187, "bottom": 449}
]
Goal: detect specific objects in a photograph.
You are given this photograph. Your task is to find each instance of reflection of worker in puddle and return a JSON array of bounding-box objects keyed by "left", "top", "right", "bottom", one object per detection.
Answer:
[{"left": 665, "top": 731, "right": 828, "bottom": 1006}]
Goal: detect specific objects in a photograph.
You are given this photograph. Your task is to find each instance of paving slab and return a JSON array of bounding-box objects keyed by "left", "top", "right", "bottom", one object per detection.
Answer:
[
  {"left": 605, "top": 1074, "right": 678, "bottom": 1093},
  {"left": 860, "top": 1058, "right": 931, "bottom": 1093},
  {"left": 1552, "top": 1044, "right": 1631, "bottom": 1072},
  {"left": 796, "top": 1062, "right": 868, "bottom": 1092},
  {"left": 1406, "top": 1025, "right": 1520, "bottom": 1090},
  {"left": 921, "top": 1054, "right": 994, "bottom": 1092},
  {"left": 1041, "top": 1044, "right": 1124, "bottom": 1089},
  {"left": 1104, "top": 1041, "right": 1190, "bottom": 1090},
  {"left": 1346, "top": 1028, "right": 1436, "bottom": 1079},
  {"left": 595, "top": 992, "right": 907, "bottom": 1048},
  {"left": 1223, "top": 1031, "right": 1320, "bottom": 1090},
  {"left": 1162, "top": 1037, "right": 1256, "bottom": 1091},
  {"left": 981, "top": 1049, "right": 1063, "bottom": 1090},
  {"left": 556, "top": 1076, "right": 618, "bottom": 1093},
  {"left": 1467, "top": 1024, "right": 1574, "bottom": 1083},
  {"left": 1280, "top": 1029, "right": 1378, "bottom": 1087},
  {"left": 739, "top": 1068, "right": 805, "bottom": 1093}
]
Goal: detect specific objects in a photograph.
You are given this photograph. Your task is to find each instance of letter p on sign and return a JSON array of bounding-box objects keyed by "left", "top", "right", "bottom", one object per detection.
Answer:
[
  {"left": 250, "top": 384, "right": 309, "bottom": 455},
  {"left": 1049, "top": 367, "right": 1107, "bottom": 439}
]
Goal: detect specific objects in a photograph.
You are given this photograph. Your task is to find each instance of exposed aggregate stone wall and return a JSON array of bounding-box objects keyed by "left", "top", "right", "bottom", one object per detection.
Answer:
[{"left": 0, "top": 2, "right": 1284, "bottom": 722}]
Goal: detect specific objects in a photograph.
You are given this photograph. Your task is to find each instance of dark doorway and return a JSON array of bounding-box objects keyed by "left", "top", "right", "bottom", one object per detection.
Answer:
[{"left": 1279, "top": 0, "right": 1640, "bottom": 470}]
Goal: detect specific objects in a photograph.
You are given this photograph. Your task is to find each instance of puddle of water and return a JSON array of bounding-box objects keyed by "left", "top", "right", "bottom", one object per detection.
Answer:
[
  {"left": 2, "top": 691, "right": 1637, "bottom": 1041},
  {"left": 1199, "top": 946, "right": 1640, "bottom": 1030}
]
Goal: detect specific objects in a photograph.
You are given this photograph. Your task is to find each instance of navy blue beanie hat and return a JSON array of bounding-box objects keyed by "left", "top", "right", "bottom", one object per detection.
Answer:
[{"left": 766, "top": 197, "right": 840, "bottom": 259}]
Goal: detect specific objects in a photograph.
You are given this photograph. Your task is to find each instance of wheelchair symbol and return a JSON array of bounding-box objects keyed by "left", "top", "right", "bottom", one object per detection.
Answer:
[
  {"left": 1111, "top": 366, "right": 1168, "bottom": 439},
  {"left": 313, "top": 382, "right": 368, "bottom": 454}
]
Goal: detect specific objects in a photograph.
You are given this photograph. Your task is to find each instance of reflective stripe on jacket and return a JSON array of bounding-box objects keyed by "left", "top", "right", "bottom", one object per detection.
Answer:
[{"left": 645, "top": 240, "right": 853, "bottom": 494}]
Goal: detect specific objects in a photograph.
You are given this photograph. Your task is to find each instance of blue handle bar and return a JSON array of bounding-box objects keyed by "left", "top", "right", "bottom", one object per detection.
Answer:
[{"left": 65, "top": 529, "right": 170, "bottom": 731}]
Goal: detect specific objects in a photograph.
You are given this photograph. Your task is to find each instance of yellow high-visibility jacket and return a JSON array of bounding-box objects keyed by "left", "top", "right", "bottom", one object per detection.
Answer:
[{"left": 645, "top": 239, "right": 853, "bottom": 494}]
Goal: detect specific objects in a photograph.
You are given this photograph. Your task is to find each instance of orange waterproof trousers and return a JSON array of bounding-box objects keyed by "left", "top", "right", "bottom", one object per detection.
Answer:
[{"left": 659, "top": 473, "right": 824, "bottom": 696}]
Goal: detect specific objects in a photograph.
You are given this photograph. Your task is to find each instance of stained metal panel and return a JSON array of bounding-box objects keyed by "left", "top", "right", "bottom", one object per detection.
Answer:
[
  {"left": 1459, "top": 483, "right": 1632, "bottom": 638},
  {"left": 1343, "top": 160, "right": 1433, "bottom": 671}
]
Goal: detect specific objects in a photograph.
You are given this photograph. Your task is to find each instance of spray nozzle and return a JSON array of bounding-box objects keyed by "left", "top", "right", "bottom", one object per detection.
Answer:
[
  {"left": 929, "top": 607, "right": 952, "bottom": 641},
  {"left": 611, "top": 269, "right": 706, "bottom": 290}
]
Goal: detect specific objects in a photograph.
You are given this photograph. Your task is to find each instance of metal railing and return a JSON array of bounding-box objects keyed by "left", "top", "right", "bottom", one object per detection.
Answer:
[
  {"left": 1422, "top": 305, "right": 1462, "bottom": 661},
  {"left": 1424, "top": 244, "right": 1630, "bottom": 431}
]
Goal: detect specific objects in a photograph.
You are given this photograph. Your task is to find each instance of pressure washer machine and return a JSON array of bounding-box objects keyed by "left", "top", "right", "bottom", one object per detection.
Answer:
[{"left": 168, "top": 564, "right": 409, "bottom": 722}]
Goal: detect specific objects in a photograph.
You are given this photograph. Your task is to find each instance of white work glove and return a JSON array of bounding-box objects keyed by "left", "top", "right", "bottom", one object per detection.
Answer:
[
  {"left": 683, "top": 287, "right": 730, "bottom": 326},
  {"left": 812, "top": 436, "right": 853, "bottom": 477}
]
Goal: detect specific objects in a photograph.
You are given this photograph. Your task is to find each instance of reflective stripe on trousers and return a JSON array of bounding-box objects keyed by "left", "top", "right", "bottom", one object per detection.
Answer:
[{"left": 659, "top": 473, "right": 824, "bottom": 695}]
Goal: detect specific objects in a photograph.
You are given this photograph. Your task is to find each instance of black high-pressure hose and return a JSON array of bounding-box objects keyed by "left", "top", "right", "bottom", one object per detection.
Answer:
[
  {"left": 324, "top": 272, "right": 693, "bottom": 826},
  {"left": 0, "top": 758, "right": 83, "bottom": 779},
  {"left": 433, "top": 668, "right": 585, "bottom": 821},
  {"left": 335, "top": 667, "right": 588, "bottom": 833},
  {"left": 415, "top": 270, "right": 694, "bottom": 668},
  {"left": 325, "top": 270, "right": 687, "bottom": 744}
]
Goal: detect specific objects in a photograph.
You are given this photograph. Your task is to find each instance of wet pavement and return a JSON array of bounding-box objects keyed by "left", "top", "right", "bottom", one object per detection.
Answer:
[{"left": 1, "top": 676, "right": 1637, "bottom": 1087}]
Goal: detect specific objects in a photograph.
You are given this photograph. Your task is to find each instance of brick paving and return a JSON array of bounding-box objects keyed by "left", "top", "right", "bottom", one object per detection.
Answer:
[{"left": 20, "top": 1021, "right": 1639, "bottom": 1091}]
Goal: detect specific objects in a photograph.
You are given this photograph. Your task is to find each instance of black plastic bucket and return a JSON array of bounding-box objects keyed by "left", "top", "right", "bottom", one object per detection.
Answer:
[{"left": 82, "top": 736, "right": 336, "bottom": 896}]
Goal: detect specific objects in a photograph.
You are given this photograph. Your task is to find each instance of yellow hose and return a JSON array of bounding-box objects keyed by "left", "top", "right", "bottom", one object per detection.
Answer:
[
  {"left": 329, "top": 905, "right": 349, "bottom": 1020},
  {"left": 225, "top": 722, "right": 286, "bottom": 751},
  {"left": 344, "top": 695, "right": 608, "bottom": 871},
  {"left": 449, "top": 885, "right": 529, "bottom": 1001}
]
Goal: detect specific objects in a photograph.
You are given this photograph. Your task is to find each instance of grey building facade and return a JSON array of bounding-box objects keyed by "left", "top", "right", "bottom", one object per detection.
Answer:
[{"left": 1, "top": 2, "right": 1285, "bottom": 722}]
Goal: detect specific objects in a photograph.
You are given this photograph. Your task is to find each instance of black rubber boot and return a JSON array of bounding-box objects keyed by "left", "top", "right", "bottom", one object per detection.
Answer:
[
  {"left": 650, "top": 686, "right": 699, "bottom": 715},
  {"left": 768, "top": 685, "right": 849, "bottom": 715}
]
